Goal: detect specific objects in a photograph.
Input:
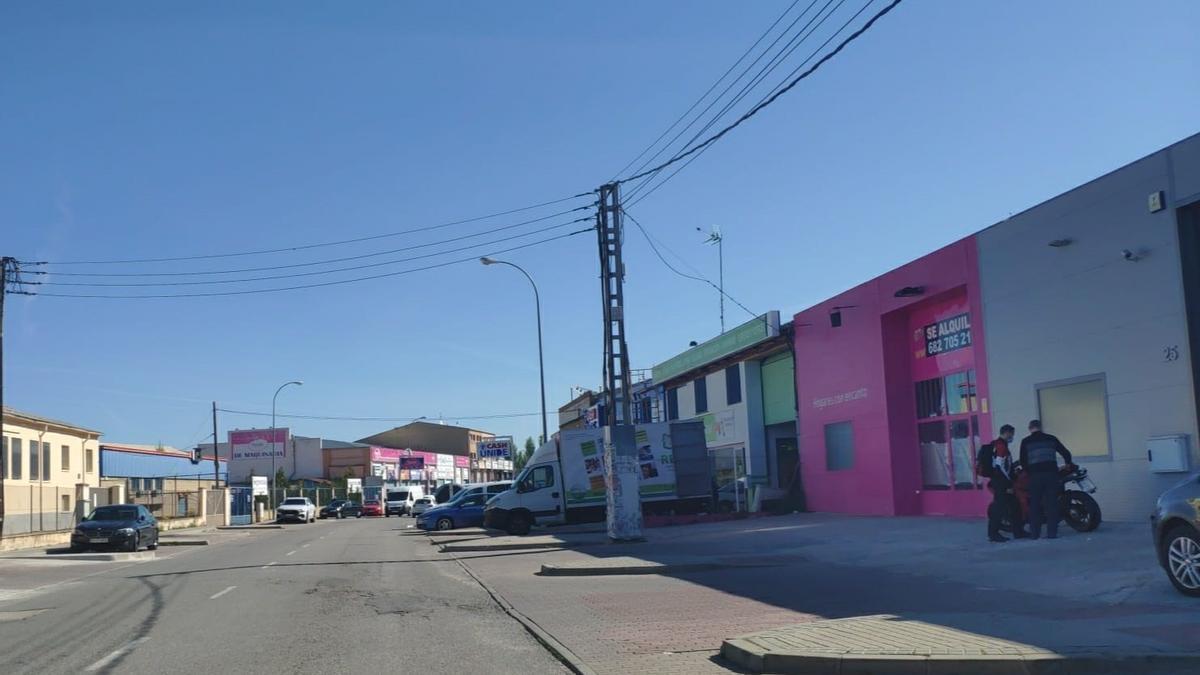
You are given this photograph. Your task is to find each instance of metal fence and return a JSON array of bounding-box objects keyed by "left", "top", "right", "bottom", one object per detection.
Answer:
[
  {"left": 268, "top": 487, "right": 361, "bottom": 507},
  {"left": 127, "top": 490, "right": 201, "bottom": 520},
  {"left": 1, "top": 485, "right": 80, "bottom": 535}
]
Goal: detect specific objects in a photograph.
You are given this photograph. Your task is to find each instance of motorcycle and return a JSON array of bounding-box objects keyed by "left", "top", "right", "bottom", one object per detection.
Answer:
[{"left": 1000, "top": 464, "right": 1101, "bottom": 534}]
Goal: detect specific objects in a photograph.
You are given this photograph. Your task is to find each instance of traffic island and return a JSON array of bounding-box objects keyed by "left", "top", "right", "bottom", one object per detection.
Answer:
[{"left": 720, "top": 615, "right": 1200, "bottom": 675}]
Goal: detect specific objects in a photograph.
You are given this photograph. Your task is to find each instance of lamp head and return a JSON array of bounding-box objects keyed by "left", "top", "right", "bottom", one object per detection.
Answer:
[{"left": 480, "top": 257, "right": 497, "bottom": 266}]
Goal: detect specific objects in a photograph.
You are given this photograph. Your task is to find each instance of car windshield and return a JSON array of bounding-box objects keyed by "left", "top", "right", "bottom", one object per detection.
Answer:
[
  {"left": 88, "top": 506, "right": 139, "bottom": 521},
  {"left": 365, "top": 500, "right": 379, "bottom": 506},
  {"left": 387, "top": 491, "right": 408, "bottom": 501},
  {"left": 282, "top": 498, "right": 307, "bottom": 505},
  {"left": 327, "top": 500, "right": 346, "bottom": 507}
]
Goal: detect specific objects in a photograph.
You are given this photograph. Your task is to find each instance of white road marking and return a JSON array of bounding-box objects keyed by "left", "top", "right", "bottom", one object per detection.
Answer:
[
  {"left": 261, "top": 561, "right": 277, "bottom": 569},
  {"left": 85, "top": 637, "right": 149, "bottom": 672},
  {"left": 286, "top": 550, "right": 297, "bottom": 556},
  {"left": 209, "top": 585, "right": 237, "bottom": 600},
  {"left": 302, "top": 543, "right": 310, "bottom": 548}
]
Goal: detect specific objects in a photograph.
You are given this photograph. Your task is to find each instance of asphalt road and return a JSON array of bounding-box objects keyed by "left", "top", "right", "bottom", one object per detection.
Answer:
[{"left": 0, "top": 518, "right": 569, "bottom": 675}]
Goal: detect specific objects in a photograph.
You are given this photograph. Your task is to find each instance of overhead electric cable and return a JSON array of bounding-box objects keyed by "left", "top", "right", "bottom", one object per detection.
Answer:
[
  {"left": 618, "top": 0, "right": 903, "bottom": 186},
  {"left": 24, "top": 192, "right": 593, "bottom": 266},
  {"left": 612, "top": 0, "right": 810, "bottom": 180},
  {"left": 34, "top": 217, "right": 591, "bottom": 287},
  {"left": 29, "top": 226, "right": 594, "bottom": 299},
  {"left": 32, "top": 206, "right": 592, "bottom": 278}
]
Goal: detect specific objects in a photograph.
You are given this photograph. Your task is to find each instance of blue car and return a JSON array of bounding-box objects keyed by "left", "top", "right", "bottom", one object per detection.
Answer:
[{"left": 416, "top": 492, "right": 490, "bottom": 531}]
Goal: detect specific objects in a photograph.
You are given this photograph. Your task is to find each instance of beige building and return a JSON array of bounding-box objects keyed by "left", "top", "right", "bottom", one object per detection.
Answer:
[
  {"left": 357, "top": 421, "right": 511, "bottom": 482},
  {"left": 2, "top": 407, "right": 102, "bottom": 537}
]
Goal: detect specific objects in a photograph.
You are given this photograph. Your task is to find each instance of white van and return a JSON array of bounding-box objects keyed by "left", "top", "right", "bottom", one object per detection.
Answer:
[
  {"left": 385, "top": 486, "right": 424, "bottom": 517},
  {"left": 455, "top": 481, "right": 512, "bottom": 502}
]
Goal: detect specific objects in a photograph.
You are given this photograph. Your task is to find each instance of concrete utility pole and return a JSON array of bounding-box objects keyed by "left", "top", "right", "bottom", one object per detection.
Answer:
[
  {"left": 596, "top": 184, "right": 642, "bottom": 541},
  {"left": 699, "top": 226, "right": 725, "bottom": 333},
  {"left": 212, "top": 401, "right": 220, "bottom": 488},
  {"left": 0, "top": 257, "right": 11, "bottom": 539}
]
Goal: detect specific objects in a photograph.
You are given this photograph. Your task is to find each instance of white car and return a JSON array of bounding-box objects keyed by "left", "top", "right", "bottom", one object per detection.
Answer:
[
  {"left": 411, "top": 497, "right": 435, "bottom": 516},
  {"left": 276, "top": 497, "right": 316, "bottom": 523}
]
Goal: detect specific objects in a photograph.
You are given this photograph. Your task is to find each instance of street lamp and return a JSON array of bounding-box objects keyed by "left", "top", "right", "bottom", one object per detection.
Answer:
[
  {"left": 480, "top": 257, "right": 548, "bottom": 446},
  {"left": 271, "top": 380, "right": 303, "bottom": 507}
]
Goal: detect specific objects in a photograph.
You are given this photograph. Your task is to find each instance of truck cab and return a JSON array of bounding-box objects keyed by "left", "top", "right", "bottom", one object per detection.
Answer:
[{"left": 484, "top": 443, "right": 564, "bottom": 535}]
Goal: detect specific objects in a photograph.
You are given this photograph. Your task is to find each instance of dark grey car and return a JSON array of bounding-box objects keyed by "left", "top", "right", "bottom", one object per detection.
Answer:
[
  {"left": 71, "top": 504, "right": 159, "bottom": 552},
  {"left": 1151, "top": 473, "right": 1200, "bottom": 596}
]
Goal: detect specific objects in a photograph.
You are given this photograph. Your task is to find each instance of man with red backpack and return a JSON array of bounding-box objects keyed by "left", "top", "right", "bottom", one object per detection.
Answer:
[{"left": 978, "top": 424, "right": 1027, "bottom": 542}]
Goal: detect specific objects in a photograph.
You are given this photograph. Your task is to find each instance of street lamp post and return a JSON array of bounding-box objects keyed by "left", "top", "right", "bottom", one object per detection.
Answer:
[
  {"left": 271, "top": 380, "right": 303, "bottom": 507},
  {"left": 480, "top": 257, "right": 548, "bottom": 446}
]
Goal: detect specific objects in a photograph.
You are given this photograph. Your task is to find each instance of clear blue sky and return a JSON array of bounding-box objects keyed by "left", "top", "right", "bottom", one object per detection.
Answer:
[{"left": 3, "top": 1, "right": 1197, "bottom": 450}]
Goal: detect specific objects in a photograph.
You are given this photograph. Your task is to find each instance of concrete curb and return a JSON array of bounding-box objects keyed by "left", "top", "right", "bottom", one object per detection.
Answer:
[
  {"left": 720, "top": 639, "right": 1200, "bottom": 675},
  {"left": 448, "top": 552, "right": 598, "bottom": 675},
  {"left": 216, "top": 525, "right": 284, "bottom": 530},
  {"left": 39, "top": 550, "right": 156, "bottom": 562},
  {"left": 157, "top": 539, "right": 209, "bottom": 546},
  {"left": 538, "top": 561, "right": 773, "bottom": 576},
  {"left": 440, "top": 541, "right": 574, "bottom": 553}
]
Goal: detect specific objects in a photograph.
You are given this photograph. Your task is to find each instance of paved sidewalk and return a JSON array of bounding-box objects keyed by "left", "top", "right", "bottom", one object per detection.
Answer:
[
  {"left": 723, "top": 614, "right": 1200, "bottom": 674},
  {"left": 446, "top": 513, "right": 1200, "bottom": 674}
]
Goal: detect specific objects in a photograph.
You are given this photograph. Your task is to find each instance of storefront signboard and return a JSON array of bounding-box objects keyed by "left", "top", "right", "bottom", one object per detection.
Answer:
[{"left": 230, "top": 428, "right": 288, "bottom": 460}]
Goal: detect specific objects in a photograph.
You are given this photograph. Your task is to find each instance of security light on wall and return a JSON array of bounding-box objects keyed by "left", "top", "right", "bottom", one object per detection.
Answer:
[
  {"left": 1048, "top": 238, "right": 1073, "bottom": 248},
  {"left": 894, "top": 286, "right": 925, "bottom": 298}
]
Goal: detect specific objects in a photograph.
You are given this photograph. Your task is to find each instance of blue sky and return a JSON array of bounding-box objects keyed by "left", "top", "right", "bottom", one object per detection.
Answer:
[{"left": 3, "top": 1, "right": 1197, "bottom": 450}]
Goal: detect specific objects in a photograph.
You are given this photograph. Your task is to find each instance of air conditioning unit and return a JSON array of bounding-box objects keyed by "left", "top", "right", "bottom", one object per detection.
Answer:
[{"left": 1148, "top": 435, "right": 1190, "bottom": 473}]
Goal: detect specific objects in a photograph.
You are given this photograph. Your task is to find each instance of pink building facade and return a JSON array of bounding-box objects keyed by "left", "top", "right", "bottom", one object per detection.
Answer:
[{"left": 794, "top": 237, "right": 992, "bottom": 517}]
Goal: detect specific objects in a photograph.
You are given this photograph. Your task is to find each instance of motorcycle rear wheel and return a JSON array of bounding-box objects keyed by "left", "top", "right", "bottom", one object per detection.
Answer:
[{"left": 1062, "top": 491, "right": 1101, "bottom": 532}]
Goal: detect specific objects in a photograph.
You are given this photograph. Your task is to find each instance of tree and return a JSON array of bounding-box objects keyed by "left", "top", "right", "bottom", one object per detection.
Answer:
[
  {"left": 515, "top": 436, "right": 536, "bottom": 471},
  {"left": 274, "top": 468, "right": 288, "bottom": 492}
]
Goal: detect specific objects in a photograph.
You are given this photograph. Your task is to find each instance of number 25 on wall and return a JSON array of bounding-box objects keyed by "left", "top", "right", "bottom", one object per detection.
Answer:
[{"left": 1164, "top": 345, "right": 1180, "bottom": 362}]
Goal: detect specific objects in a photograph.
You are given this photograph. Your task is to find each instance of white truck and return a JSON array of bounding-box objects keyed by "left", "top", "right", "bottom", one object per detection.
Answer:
[{"left": 484, "top": 421, "right": 711, "bottom": 535}]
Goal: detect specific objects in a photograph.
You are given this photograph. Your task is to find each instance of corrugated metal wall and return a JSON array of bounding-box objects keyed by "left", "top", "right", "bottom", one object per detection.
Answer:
[{"left": 101, "top": 448, "right": 227, "bottom": 480}]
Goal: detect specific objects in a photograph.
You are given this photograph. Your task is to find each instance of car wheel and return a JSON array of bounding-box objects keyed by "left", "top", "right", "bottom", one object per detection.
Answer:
[
  {"left": 1164, "top": 524, "right": 1200, "bottom": 597},
  {"left": 357, "top": 513, "right": 363, "bottom": 519},
  {"left": 126, "top": 532, "right": 140, "bottom": 553},
  {"left": 508, "top": 512, "right": 532, "bottom": 536},
  {"left": 436, "top": 518, "right": 454, "bottom": 531}
]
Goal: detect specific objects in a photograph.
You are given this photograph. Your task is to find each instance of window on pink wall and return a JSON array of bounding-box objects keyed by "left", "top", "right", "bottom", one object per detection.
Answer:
[{"left": 916, "top": 370, "right": 983, "bottom": 491}]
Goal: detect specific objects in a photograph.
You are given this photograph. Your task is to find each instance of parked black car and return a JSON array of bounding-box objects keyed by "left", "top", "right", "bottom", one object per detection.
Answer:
[
  {"left": 319, "top": 500, "right": 363, "bottom": 519},
  {"left": 71, "top": 504, "right": 159, "bottom": 552},
  {"left": 1151, "top": 473, "right": 1200, "bottom": 596}
]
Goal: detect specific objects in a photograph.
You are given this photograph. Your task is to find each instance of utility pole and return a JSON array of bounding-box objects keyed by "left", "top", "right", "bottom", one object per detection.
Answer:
[
  {"left": 699, "top": 226, "right": 725, "bottom": 333},
  {"left": 596, "top": 184, "right": 642, "bottom": 541},
  {"left": 0, "top": 257, "right": 11, "bottom": 539},
  {"left": 212, "top": 401, "right": 220, "bottom": 488}
]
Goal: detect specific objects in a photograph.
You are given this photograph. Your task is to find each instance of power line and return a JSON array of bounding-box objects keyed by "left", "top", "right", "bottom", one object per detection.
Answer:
[
  {"left": 622, "top": 208, "right": 757, "bottom": 318},
  {"left": 30, "top": 206, "right": 592, "bottom": 278},
  {"left": 33, "top": 217, "right": 591, "bottom": 288},
  {"left": 619, "top": 0, "right": 903, "bottom": 186},
  {"left": 26, "top": 226, "right": 594, "bottom": 299},
  {"left": 626, "top": 0, "right": 870, "bottom": 208},
  {"left": 621, "top": 0, "right": 824, "bottom": 190},
  {"left": 24, "top": 192, "right": 594, "bottom": 266},
  {"left": 217, "top": 408, "right": 543, "bottom": 422},
  {"left": 625, "top": 0, "right": 850, "bottom": 204},
  {"left": 612, "top": 0, "right": 809, "bottom": 181}
]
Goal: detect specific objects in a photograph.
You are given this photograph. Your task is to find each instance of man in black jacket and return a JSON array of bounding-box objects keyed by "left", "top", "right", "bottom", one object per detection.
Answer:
[{"left": 1018, "top": 419, "right": 1073, "bottom": 539}]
